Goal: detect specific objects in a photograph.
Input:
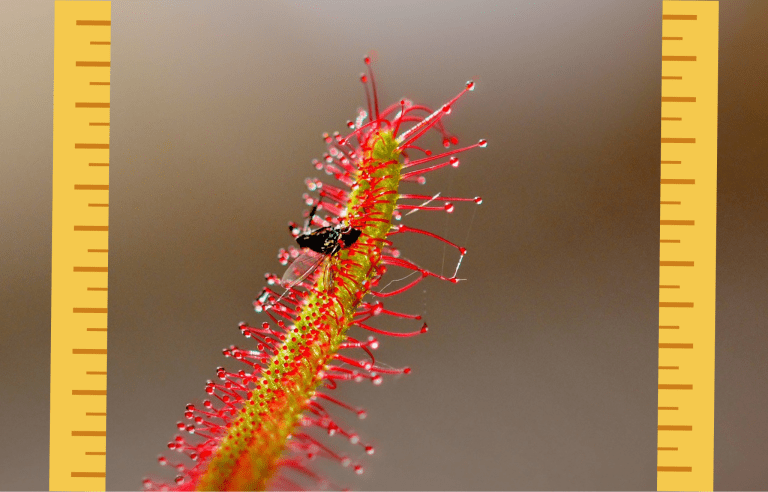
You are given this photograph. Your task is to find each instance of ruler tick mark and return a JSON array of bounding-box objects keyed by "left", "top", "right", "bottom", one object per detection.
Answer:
[
  {"left": 74, "top": 266, "right": 108, "bottom": 272},
  {"left": 662, "top": 14, "right": 697, "bottom": 20},
  {"left": 659, "top": 343, "right": 693, "bottom": 349},
  {"left": 662, "top": 56, "right": 697, "bottom": 62},
  {"left": 71, "top": 472, "right": 106, "bottom": 478},
  {"left": 660, "top": 220, "right": 694, "bottom": 226},
  {"left": 75, "top": 184, "right": 109, "bottom": 190},
  {"left": 660, "top": 261, "right": 694, "bottom": 267},
  {"left": 661, "top": 138, "right": 696, "bottom": 144},
  {"left": 76, "top": 20, "right": 111, "bottom": 26},
  {"left": 73, "top": 307, "right": 108, "bottom": 314},
  {"left": 72, "top": 430, "right": 106, "bottom": 437},
  {"left": 658, "top": 466, "right": 693, "bottom": 473},
  {"left": 662, "top": 97, "right": 696, "bottom": 102},
  {"left": 659, "top": 302, "right": 694, "bottom": 308},
  {"left": 73, "top": 349, "right": 107, "bottom": 355},
  {"left": 75, "top": 225, "right": 108, "bottom": 231},
  {"left": 658, "top": 424, "right": 693, "bottom": 430},
  {"left": 72, "top": 390, "right": 107, "bottom": 396},
  {"left": 661, "top": 179, "right": 695, "bottom": 184},
  {"left": 76, "top": 61, "right": 110, "bottom": 67},
  {"left": 75, "top": 143, "right": 109, "bottom": 149}
]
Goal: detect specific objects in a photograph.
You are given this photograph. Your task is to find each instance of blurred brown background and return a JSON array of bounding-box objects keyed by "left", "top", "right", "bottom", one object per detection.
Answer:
[{"left": 1, "top": 0, "right": 767, "bottom": 490}]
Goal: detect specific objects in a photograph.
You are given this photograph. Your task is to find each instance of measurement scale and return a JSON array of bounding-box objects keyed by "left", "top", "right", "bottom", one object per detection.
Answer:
[
  {"left": 658, "top": 2, "right": 718, "bottom": 491},
  {"left": 50, "top": 2, "right": 111, "bottom": 490}
]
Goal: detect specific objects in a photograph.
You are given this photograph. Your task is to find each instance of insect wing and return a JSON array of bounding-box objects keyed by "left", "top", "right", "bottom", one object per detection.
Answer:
[{"left": 281, "top": 249, "right": 325, "bottom": 289}]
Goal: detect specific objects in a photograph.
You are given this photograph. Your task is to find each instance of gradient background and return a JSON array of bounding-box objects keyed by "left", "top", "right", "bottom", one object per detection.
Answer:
[{"left": 2, "top": 0, "right": 767, "bottom": 490}]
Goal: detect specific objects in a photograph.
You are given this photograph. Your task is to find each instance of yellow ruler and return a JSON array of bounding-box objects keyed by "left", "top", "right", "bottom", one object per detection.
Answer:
[
  {"left": 657, "top": 2, "right": 718, "bottom": 491},
  {"left": 50, "top": 2, "right": 111, "bottom": 490}
]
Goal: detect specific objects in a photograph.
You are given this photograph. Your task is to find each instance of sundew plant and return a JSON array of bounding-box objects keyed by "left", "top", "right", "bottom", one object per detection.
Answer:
[{"left": 144, "top": 56, "right": 485, "bottom": 491}]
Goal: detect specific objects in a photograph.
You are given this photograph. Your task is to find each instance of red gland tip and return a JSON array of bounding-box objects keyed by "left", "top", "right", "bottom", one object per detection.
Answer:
[
  {"left": 474, "top": 196, "right": 483, "bottom": 204},
  {"left": 466, "top": 80, "right": 475, "bottom": 91},
  {"left": 478, "top": 138, "right": 488, "bottom": 147}
]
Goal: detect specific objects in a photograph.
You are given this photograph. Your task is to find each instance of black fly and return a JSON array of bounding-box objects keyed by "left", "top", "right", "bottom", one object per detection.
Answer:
[{"left": 280, "top": 204, "right": 362, "bottom": 290}]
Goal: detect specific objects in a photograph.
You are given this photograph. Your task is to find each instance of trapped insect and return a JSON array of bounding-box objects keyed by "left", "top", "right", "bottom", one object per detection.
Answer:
[{"left": 281, "top": 204, "right": 362, "bottom": 290}]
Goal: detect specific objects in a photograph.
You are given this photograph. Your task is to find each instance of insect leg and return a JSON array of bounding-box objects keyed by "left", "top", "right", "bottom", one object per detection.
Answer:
[{"left": 304, "top": 204, "right": 319, "bottom": 232}]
